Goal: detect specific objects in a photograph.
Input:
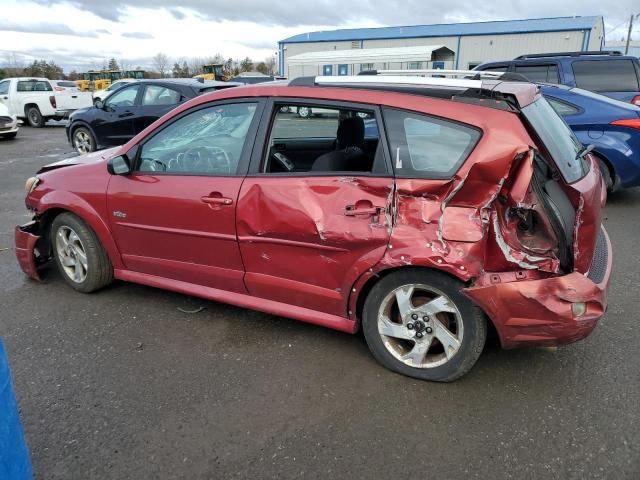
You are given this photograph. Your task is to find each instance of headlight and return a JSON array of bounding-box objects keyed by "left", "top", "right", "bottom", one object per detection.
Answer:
[{"left": 25, "top": 176, "right": 40, "bottom": 194}]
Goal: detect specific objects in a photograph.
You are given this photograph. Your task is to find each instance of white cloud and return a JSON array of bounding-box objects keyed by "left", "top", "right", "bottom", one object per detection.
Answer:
[{"left": 0, "top": 0, "right": 637, "bottom": 73}]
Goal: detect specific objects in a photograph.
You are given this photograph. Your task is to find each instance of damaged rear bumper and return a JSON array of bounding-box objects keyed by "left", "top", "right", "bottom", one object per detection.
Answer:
[
  {"left": 15, "top": 222, "right": 42, "bottom": 281},
  {"left": 464, "top": 226, "right": 613, "bottom": 349}
]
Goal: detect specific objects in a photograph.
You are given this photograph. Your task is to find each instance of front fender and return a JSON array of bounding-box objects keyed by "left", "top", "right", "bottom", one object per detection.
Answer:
[{"left": 36, "top": 190, "right": 124, "bottom": 269}]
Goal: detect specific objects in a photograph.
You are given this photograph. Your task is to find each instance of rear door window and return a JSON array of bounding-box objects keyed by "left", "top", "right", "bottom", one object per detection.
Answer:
[
  {"left": 479, "top": 65, "right": 508, "bottom": 72},
  {"left": 261, "top": 103, "right": 384, "bottom": 174},
  {"left": 572, "top": 60, "right": 640, "bottom": 92},
  {"left": 142, "top": 85, "right": 181, "bottom": 106},
  {"left": 514, "top": 64, "right": 560, "bottom": 83},
  {"left": 383, "top": 107, "right": 481, "bottom": 179}
]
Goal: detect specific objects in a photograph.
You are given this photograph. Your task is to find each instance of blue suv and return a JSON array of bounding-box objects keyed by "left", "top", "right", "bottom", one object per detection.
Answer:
[{"left": 475, "top": 51, "right": 640, "bottom": 105}]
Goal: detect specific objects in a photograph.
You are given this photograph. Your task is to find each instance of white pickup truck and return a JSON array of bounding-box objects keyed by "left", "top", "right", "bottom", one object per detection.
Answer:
[{"left": 0, "top": 77, "right": 93, "bottom": 128}]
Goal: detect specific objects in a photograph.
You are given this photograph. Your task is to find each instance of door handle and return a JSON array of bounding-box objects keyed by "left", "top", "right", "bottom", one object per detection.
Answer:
[
  {"left": 345, "top": 204, "right": 383, "bottom": 217},
  {"left": 119, "top": 111, "right": 134, "bottom": 118},
  {"left": 201, "top": 195, "right": 233, "bottom": 206}
]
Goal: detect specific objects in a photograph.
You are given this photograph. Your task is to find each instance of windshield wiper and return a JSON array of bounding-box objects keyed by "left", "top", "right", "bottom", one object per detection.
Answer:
[{"left": 575, "top": 143, "right": 595, "bottom": 160}]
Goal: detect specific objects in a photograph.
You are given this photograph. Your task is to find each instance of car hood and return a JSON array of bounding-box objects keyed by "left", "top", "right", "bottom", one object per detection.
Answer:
[
  {"left": 70, "top": 106, "right": 93, "bottom": 118},
  {"left": 37, "top": 146, "right": 120, "bottom": 173}
]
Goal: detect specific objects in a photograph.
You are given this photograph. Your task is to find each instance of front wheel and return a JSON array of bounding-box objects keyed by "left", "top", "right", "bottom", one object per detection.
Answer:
[
  {"left": 362, "top": 269, "right": 486, "bottom": 382},
  {"left": 72, "top": 126, "right": 96, "bottom": 154},
  {"left": 51, "top": 213, "right": 113, "bottom": 293}
]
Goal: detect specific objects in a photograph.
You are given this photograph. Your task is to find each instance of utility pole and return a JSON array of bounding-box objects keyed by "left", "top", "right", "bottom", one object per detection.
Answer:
[{"left": 625, "top": 14, "right": 639, "bottom": 55}]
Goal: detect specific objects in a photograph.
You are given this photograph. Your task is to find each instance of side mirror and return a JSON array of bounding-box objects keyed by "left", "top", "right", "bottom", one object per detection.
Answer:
[
  {"left": 107, "top": 155, "right": 131, "bottom": 175},
  {"left": 94, "top": 99, "right": 104, "bottom": 109}
]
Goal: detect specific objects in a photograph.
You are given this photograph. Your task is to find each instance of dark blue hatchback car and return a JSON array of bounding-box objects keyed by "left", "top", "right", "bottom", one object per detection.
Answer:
[
  {"left": 540, "top": 84, "right": 640, "bottom": 191},
  {"left": 476, "top": 51, "right": 640, "bottom": 105}
]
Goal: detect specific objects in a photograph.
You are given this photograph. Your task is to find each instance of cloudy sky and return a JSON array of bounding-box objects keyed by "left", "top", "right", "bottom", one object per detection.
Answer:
[{"left": 0, "top": 0, "right": 638, "bottom": 73}]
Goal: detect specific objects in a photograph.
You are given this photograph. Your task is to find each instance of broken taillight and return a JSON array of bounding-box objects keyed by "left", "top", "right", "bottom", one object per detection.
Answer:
[
  {"left": 610, "top": 118, "right": 640, "bottom": 130},
  {"left": 49, "top": 96, "right": 56, "bottom": 108}
]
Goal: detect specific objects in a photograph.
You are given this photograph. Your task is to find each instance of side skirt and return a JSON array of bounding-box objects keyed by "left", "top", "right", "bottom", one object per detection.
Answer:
[{"left": 113, "top": 269, "right": 358, "bottom": 334}]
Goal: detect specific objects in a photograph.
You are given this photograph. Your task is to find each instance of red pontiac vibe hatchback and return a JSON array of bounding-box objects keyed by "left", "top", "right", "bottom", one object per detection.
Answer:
[{"left": 15, "top": 72, "right": 612, "bottom": 381}]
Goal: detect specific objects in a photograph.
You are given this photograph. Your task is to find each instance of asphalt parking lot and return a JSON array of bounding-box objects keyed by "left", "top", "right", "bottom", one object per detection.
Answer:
[{"left": 1, "top": 124, "right": 639, "bottom": 479}]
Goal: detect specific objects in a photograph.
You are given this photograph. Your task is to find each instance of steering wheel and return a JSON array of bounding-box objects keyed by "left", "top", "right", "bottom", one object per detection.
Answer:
[
  {"left": 271, "top": 151, "right": 294, "bottom": 172},
  {"left": 172, "top": 146, "right": 232, "bottom": 174}
]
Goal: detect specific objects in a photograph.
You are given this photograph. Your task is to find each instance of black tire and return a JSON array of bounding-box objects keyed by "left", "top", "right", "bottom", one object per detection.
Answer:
[
  {"left": 362, "top": 269, "right": 486, "bottom": 382},
  {"left": 51, "top": 212, "right": 113, "bottom": 293},
  {"left": 596, "top": 157, "right": 614, "bottom": 192},
  {"left": 26, "top": 106, "right": 45, "bottom": 128},
  {"left": 1, "top": 132, "right": 17, "bottom": 139},
  {"left": 72, "top": 126, "right": 96, "bottom": 154}
]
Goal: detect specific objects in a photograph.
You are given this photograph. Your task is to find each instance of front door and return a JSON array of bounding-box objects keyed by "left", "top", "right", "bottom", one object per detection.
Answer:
[
  {"left": 95, "top": 84, "right": 141, "bottom": 146},
  {"left": 107, "top": 101, "right": 262, "bottom": 293},
  {"left": 236, "top": 100, "right": 393, "bottom": 317}
]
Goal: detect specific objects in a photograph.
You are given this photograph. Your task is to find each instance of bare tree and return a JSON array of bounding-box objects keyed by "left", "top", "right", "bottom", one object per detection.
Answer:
[
  {"left": 265, "top": 55, "right": 277, "bottom": 75},
  {"left": 152, "top": 52, "right": 170, "bottom": 78}
]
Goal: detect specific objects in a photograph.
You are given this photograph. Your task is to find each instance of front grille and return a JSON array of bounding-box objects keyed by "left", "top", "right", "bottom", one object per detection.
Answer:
[
  {"left": 0, "top": 116, "right": 12, "bottom": 124},
  {"left": 587, "top": 226, "right": 608, "bottom": 284}
]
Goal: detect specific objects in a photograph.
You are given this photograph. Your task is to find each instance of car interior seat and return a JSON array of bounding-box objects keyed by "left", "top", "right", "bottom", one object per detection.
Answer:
[{"left": 311, "top": 116, "right": 369, "bottom": 172}]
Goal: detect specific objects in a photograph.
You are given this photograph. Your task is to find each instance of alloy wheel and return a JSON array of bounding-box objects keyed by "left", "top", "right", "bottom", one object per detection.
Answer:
[
  {"left": 377, "top": 284, "right": 463, "bottom": 368},
  {"left": 55, "top": 226, "right": 88, "bottom": 283},
  {"left": 74, "top": 130, "right": 92, "bottom": 153}
]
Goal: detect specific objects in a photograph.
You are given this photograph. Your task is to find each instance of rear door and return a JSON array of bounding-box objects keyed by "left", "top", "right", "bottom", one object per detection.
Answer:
[
  {"left": 133, "top": 84, "right": 184, "bottom": 134},
  {"left": 236, "top": 99, "right": 393, "bottom": 317},
  {"left": 94, "top": 84, "right": 142, "bottom": 145},
  {"left": 107, "top": 100, "right": 263, "bottom": 292}
]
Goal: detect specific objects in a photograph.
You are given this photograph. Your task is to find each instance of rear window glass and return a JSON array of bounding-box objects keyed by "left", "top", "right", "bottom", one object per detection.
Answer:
[
  {"left": 572, "top": 60, "right": 640, "bottom": 92},
  {"left": 17, "top": 80, "right": 52, "bottom": 92},
  {"left": 383, "top": 107, "right": 481, "bottom": 179},
  {"left": 522, "top": 97, "right": 586, "bottom": 183},
  {"left": 514, "top": 64, "right": 560, "bottom": 83}
]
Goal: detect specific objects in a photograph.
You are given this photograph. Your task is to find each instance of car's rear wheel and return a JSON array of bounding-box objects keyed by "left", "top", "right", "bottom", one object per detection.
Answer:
[
  {"left": 362, "top": 269, "right": 486, "bottom": 382},
  {"left": 72, "top": 126, "right": 96, "bottom": 154},
  {"left": 51, "top": 213, "right": 113, "bottom": 293},
  {"left": 26, "top": 106, "right": 44, "bottom": 128}
]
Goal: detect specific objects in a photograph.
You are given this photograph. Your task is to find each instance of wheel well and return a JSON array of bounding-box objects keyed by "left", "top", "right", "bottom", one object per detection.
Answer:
[
  {"left": 37, "top": 208, "right": 69, "bottom": 257},
  {"left": 24, "top": 103, "right": 39, "bottom": 116},
  {"left": 354, "top": 265, "right": 497, "bottom": 335},
  {"left": 69, "top": 122, "right": 93, "bottom": 141},
  {"left": 592, "top": 151, "right": 614, "bottom": 179}
]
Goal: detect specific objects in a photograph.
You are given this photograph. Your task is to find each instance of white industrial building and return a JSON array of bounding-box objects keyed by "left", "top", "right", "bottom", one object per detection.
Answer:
[{"left": 278, "top": 16, "right": 605, "bottom": 78}]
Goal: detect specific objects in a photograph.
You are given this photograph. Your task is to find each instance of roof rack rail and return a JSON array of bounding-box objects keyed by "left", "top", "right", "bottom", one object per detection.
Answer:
[
  {"left": 357, "top": 69, "right": 504, "bottom": 79},
  {"left": 514, "top": 50, "right": 622, "bottom": 60},
  {"left": 289, "top": 69, "right": 532, "bottom": 90}
]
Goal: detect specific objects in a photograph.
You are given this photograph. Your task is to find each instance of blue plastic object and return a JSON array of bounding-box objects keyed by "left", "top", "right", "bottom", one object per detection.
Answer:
[{"left": 0, "top": 340, "right": 33, "bottom": 480}]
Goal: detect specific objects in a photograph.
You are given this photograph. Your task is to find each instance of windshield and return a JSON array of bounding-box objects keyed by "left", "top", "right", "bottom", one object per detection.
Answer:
[{"left": 522, "top": 97, "right": 586, "bottom": 183}]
